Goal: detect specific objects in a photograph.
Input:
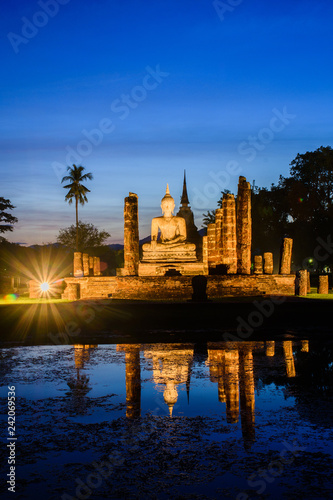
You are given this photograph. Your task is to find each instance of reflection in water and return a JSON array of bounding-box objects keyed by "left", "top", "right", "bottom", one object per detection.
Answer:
[
  {"left": 283, "top": 341, "right": 296, "bottom": 378},
  {"left": 67, "top": 344, "right": 97, "bottom": 413},
  {"left": 144, "top": 345, "right": 194, "bottom": 416},
  {"left": 265, "top": 340, "right": 275, "bottom": 357},
  {"left": 66, "top": 341, "right": 307, "bottom": 447},
  {"left": 117, "top": 344, "right": 141, "bottom": 419}
]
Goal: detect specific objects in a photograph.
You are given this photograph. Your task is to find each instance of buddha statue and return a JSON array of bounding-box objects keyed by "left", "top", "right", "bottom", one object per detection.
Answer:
[{"left": 142, "top": 185, "right": 197, "bottom": 262}]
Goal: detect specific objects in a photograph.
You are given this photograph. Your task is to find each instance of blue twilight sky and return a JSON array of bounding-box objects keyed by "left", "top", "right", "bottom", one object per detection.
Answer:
[{"left": 1, "top": 0, "right": 333, "bottom": 245}]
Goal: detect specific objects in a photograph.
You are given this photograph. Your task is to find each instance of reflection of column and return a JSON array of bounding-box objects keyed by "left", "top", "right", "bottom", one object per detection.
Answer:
[
  {"left": 265, "top": 341, "right": 275, "bottom": 357},
  {"left": 239, "top": 348, "right": 255, "bottom": 448},
  {"left": 283, "top": 341, "right": 296, "bottom": 377},
  {"left": 207, "top": 350, "right": 226, "bottom": 402},
  {"left": 301, "top": 340, "right": 309, "bottom": 353},
  {"left": 224, "top": 349, "right": 239, "bottom": 423},
  {"left": 117, "top": 345, "right": 141, "bottom": 419}
]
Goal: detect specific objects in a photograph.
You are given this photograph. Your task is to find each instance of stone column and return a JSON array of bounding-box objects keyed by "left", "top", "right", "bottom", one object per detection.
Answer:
[
  {"left": 307, "top": 271, "right": 311, "bottom": 292},
  {"left": 298, "top": 270, "right": 308, "bottom": 296},
  {"left": 82, "top": 253, "right": 89, "bottom": 277},
  {"left": 221, "top": 194, "right": 237, "bottom": 274},
  {"left": 301, "top": 340, "right": 309, "bottom": 352},
  {"left": 124, "top": 193, "right": 139, "bottom": 276},
  {"left": 237, "top": 176, "right": 252, "bottom": 275},
  {"left": 215, "top": 208, "right": 223, "bottom": 266},
  {"left": 207, "top": 223, "right": 216, "bottom": 268},
  {"left": 280, "top": 238, "right": 293, "bottom": 274},
  {"left": 254, "top": 255, "right": 263, "bottom": 274},
  {"left": 318, "top": 275, "right": 329, "bottom": 294},
  {"left": 29, "top": 280, "right": 39, "bottom": 298},
  {"left": 74, "top": 252, "right": 83, "bottom": 278},
  {"left": 89, "top": 256, "right": 94, "bottom": 276},
  {"left": 202, "top": 235, "right": 209, "bottom": 274},
  {"left": 263, "top": 252, "right": 273, "bottom": 274},
  {"left": 93, "top": 256, "right": 101, "bottom": 276}
]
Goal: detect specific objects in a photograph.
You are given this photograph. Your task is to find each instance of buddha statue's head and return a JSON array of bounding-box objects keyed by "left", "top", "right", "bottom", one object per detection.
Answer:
[{"left": 161, "top": 184, "right": 175, "bottom": 217}]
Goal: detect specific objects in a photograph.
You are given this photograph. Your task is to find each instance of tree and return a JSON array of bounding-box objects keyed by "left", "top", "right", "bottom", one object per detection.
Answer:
[
  {"left": 61, "top": 165, "right": 93, "bottom": 251},
  {"left": 0, "top": 197, "right": 18, "bottom": 239},
  {"left": 57, "top": 221, "right": 110, "bottom": 252}
]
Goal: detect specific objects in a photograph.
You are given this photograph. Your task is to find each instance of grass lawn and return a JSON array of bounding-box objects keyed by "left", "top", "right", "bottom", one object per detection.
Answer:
[{"left": 0, "top": 296, "right": 71, "bottom": 305}]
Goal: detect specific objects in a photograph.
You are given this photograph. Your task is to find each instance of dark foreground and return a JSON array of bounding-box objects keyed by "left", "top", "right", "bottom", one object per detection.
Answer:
[
  {"left": 0, "top": 340, "right": 332, "bottom": 500},
  {"left": 0, "top": 296, "right": 332, "bottom": 345}
]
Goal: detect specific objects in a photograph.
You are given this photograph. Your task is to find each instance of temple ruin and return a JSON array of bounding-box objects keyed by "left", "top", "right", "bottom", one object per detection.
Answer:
[{"left": 61, "top": 173, "right": 297, "bottom": 300}]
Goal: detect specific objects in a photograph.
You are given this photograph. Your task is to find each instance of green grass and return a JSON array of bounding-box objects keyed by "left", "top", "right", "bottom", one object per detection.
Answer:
[
  {"left": 306, "top": 288, "right": 333, "bottom": 299},
  {"left": 0, "top": 296, "right": 71, "bottom": 305}
]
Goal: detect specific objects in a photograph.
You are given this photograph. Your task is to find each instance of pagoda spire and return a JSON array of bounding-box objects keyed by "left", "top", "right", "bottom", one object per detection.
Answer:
[{"left": 180, "top": 170, "right": 190, "bottom": 207}]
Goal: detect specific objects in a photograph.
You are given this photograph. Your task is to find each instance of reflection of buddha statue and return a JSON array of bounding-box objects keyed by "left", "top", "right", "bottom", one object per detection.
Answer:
[{"left": 142, "top": 185, "right": 197, "bottom": 261}]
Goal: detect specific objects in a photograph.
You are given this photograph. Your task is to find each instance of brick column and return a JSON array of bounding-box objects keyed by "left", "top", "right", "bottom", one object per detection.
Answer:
[
  {"left": 124, "top": 193, "right": 139, "bottom": 276},
  {"left": 82, "top": 253, "right": 89, "bottom": 276},
  {"left": 254, "top": 255, "right": 263, "bottom": 274},
  {"left": 298, "top": 270, "right": 308, "bottom": 296},
  {"left": 318, "top": 275, "right": 329, "bottom": 294},
  {"left": 73, "top": 252, "right": 83, "bottom": 278},
  {"left": 221, "top": 194, "right": 237, "bottom": 274},
  {"left": 280, "top": 238, "right": 293, "bottom": 274},
  {"left": 236, "top": 176, "right": 252, "bottom": 274},
  {"left": 29, "top": 280, "right": 39, "bottom": 298},
  {"left": 89, "top": 256, "right": 94, "bottom": 276},
  {"left": 215, "top": 208, "right": 223, "bottom": 266},
  {"left": 207, "top": 223, "right": 216, "bottom": 269},
  {"left": 93, "top": 257, "right": 101, "bottom": 276},
  {"left": 202, "top": 235, "right": 209, "bottom": 274},
  {"left": 65, "top": 282, "right": 80, "bottom": 300},
  {"left": 263, "top": 252, "right": 273, "bottom": 274}
]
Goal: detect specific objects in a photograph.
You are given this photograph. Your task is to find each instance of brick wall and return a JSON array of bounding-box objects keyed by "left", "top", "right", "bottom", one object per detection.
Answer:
[{"left": 62, "top": 274, "right": 295, "bottom": 300}]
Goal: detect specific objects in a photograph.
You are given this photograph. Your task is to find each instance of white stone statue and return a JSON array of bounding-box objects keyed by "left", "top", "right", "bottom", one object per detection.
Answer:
[{"left": 142, "top": 185, "right": 196, "bottom": 260}]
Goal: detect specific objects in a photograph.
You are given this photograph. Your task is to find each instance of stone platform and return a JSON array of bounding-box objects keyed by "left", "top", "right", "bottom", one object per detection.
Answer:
[
  {"left": 62, "top": 274, "right": 296, "bottom": 300},
  {"left": 138, "top": 261, "right": 207, "bottom": 276}
]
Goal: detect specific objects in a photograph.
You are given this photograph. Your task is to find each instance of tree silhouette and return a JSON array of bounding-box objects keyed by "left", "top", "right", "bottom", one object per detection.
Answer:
[
  {"left": 57, "top": 221, "right": 110, "bottom": 252},
  {"left": 0, "top": 197, "right": 18, "bottom": 240},
  {"left": 61, "top": 165, "right": 93, "bottom": 251}
]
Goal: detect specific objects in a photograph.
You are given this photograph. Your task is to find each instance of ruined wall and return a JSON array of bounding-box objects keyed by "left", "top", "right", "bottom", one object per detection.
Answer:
[{"left": 62, "top": 275, "right": 295, "bottom": 300}]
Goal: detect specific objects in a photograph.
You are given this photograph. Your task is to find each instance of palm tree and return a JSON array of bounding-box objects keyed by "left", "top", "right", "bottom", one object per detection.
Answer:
[{"left": 61, "top": 165, "right": 93, "bottom": 251}]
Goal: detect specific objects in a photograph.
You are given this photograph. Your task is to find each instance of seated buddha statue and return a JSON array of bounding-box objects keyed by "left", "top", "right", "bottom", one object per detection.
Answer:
[{"left": 142, "top": 185, "right": 196, "bottom": 261}]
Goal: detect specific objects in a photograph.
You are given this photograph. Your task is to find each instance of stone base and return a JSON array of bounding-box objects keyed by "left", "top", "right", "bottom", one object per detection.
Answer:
[
  {"left": 142, "top": 249, "right": 197, "bottom": 262},
  {"left": 138, "top": 261, "right": 207, "bottom": 276}
]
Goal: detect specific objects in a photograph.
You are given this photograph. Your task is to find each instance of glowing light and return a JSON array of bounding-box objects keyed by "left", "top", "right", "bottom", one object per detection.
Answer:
[
  {"left": 308, "top": 258, "right": 313, "bottom": 264},
  {"left": 40, "top": 282, "right": 50, "bottom": 292},
  {"left": 299, "top": 198, "right": 304, "bottom": 203},
  {"left": 4, "top": 294, "right": 17, "bottom": 303}
]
